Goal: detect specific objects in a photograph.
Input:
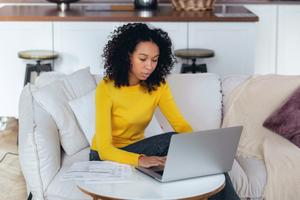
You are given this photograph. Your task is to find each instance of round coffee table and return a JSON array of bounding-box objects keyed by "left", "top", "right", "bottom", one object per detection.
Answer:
[{"left": 77, "top": 169, "right": 225, "bottom": 200}]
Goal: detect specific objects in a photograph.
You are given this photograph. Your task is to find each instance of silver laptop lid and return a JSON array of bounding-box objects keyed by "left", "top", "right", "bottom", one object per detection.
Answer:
[{"left": 161, "top": 126, "right": 242, "bottom": 182}]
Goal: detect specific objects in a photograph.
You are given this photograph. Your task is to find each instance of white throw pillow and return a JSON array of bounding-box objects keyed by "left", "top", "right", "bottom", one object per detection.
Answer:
[
  {"left": 69, "top": 89, "right": 96, "bottom": 145},
  {"left": 69, "top": 89, "right": 164, "bottom": 146},
  {"left": 33, "top": 67, "right": 96, "bottom": 156},
  {"left": 35, "top": 71, "right": 66, "bottom": 88}
]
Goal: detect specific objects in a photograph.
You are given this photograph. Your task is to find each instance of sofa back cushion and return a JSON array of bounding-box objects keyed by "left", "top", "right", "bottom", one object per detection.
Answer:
[
  {"left": 221, "top": 75, "right": 251, "bottom": 115},
  {"left": 32, "top": 67, "right": 96, "bottom": 156},
  {"left": 156, "top": 73, "right": 222, "bottom": 132},
  {"left": 19, "top": 84, "right": 61, "bottom": 200}
]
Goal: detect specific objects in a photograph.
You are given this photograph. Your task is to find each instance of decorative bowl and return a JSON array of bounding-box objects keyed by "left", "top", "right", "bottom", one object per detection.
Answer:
[{"left": 46, "top": 0, "right": 80, "bottom": 11}]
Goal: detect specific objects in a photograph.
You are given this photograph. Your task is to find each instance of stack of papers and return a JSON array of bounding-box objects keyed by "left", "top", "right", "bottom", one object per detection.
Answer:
[{"left": 62, "top": 161, "right": 133, "bottom": 183}]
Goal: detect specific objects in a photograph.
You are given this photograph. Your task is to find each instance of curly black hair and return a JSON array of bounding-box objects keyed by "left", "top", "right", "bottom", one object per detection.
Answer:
[{"left": 102, "top": 23, "right": 175, "bottom": 92}]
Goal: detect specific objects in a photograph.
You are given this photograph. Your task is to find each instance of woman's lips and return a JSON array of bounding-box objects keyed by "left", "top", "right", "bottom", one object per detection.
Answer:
[{"left": 141, "top": 73, "right": 150, "bottom": 78}]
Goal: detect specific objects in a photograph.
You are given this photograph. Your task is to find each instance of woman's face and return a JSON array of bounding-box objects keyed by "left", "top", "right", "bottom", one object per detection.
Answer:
[{"left": 129, "top": 41, "right": 159, "bottom": 86}]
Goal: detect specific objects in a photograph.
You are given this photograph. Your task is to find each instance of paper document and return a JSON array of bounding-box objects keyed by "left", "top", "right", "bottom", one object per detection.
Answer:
[{"left": 62, "top": 161, "right": 133, "bottom": 182}]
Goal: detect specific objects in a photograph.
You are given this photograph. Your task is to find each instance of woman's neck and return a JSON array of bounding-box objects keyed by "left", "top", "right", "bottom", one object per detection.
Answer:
[{"left": 128, "top": 74, "right": 140, "bottom": 86}]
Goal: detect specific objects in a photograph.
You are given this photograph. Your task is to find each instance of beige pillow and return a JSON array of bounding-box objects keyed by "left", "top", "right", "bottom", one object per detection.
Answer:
[{"left": 33, "top": 67, "right": 96, "bottom": 156}]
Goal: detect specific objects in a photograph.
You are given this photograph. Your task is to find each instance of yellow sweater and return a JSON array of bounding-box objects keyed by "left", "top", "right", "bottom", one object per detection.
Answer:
[{"left": 91, "top": 79, "right": 193, "bottom": 166}]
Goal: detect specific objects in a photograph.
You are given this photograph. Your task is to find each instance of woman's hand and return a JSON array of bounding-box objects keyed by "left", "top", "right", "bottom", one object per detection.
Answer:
[{"left": 138, "top": 155, "right": 166, "bottom": 168}]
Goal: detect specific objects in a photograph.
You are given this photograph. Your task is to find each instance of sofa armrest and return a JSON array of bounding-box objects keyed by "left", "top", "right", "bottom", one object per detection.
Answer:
[{"left": 19, "top": 85, "right": 61, "bottom": 200}]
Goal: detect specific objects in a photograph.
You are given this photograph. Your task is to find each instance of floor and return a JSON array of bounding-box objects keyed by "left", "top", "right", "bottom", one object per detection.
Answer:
[{"left": 0, "top": 117, "right": 27, "bottom": 200}]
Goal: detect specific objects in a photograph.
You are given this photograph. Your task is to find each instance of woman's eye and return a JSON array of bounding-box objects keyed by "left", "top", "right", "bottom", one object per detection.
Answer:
[
  {"left": 139, "top": 58, "right": 146, "bottom": 62},
  {"left": 152, "top": 60, "right": 158, "bottom": 63}
]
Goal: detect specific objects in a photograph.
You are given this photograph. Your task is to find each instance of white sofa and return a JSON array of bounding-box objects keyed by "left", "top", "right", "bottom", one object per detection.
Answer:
[{"left": 18, "top": 69, "right": 266, "bottom": 200}]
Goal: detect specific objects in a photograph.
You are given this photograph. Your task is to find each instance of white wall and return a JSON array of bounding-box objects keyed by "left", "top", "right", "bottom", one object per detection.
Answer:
[
  {"left": 0, "top": 21, "right": 256, "bottom": 117},
  {"left": 245, "top": 4, "right": 300, "bottom": 75},
  {"left": 53, "top": 22, "right": 120, "bottom": 74},
  {"left": 245, "top": 5, "right": 277, "bottom": 74},
  {"left": 189, "top": 22, "right": 256, "bottom": 77},
  {"left": 0, "top": 22, "right": 52, "bottom": 117},
  {"left": 277, "top": 5, "right": 300, "bottom": 75}
]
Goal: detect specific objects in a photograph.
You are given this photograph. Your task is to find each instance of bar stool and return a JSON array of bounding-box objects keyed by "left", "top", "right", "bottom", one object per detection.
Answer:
[
  {"left": 18, "top": 50, "right": 59, "bottom": 86},
  {"left": 174, "top": 48, "right": 214, "bottom": 73}
]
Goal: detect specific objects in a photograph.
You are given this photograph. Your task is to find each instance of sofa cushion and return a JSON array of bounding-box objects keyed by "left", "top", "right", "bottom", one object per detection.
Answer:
[
  {"left": 229, "top": 157, "right": 266, "bottom": 199},
  {"left": 263, "top": 86, "right": 300, "bottom": 148},
  {"left": 46, "top": 148, "right": 91, "bottom": 200},
  {"left": 156, "top": 73, "right": 222, "bottom": 132},
  {"left": 32, "top": 67, "right": 96, "bottom": 156}
]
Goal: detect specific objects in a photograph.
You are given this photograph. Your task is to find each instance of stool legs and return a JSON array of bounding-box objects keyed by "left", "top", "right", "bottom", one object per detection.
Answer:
[
  {"left": 198, "top": 63, "right": 207, "bottom": 73},
  {"left": 24, "top": 64, "right": 36, "bottom": 86},
  {"left": 24, "top": 62, "right": 53, "bottom": 86},
  {"left": 36, "top": 60, "right": 52, "bottom": 75},
  {"left": 180, "top": 63, "right": 207, "bottom": 73}
]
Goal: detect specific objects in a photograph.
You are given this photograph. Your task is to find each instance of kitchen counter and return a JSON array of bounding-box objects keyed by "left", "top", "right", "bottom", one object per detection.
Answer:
[
  {"left": 1, "top": 0, "right": 300, "bottom": 4},
  {"left": 0, "top": 4, "right": 258, "bottom": 22}
]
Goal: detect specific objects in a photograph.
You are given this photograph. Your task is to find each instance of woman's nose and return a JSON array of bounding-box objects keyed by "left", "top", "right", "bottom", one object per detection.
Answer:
[{"left": 145, "top": 60, "right": 152, "bottom": 69}]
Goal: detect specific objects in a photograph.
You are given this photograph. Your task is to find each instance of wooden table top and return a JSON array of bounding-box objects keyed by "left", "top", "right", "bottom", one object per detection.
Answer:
[{"left": 0, "top": 4, "right": 258, "bottom": 22}]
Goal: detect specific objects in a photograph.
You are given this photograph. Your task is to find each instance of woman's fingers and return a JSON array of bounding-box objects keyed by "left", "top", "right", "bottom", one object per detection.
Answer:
[
  {"left": 157, "top": 156, "right": 167, "bottom": 162},
  {"left": 138, "top": 155, "right": 167, "bottom": 168},
  {"left": 153, "top": 156, "right": 166, "bottom": 165}
]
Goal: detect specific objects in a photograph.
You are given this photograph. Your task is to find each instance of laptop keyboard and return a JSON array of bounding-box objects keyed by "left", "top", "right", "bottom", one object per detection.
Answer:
[
  {"left": 149, "top": 166, "right": 164, "bottom": 175},
  {"left": 155, "top": 170, "right": 164, "bottom": 176}
]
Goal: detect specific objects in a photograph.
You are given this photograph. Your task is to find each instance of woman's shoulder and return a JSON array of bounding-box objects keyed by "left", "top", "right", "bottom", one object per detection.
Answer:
[
  {"left": 151, "top": 80, "right": 169, "bottom": 95},
  {"left": 96, "top": 78, "right": 114, "bottom": 90},
  {"left": 157, "top": 80, "right": 169, "bottom": 90}
]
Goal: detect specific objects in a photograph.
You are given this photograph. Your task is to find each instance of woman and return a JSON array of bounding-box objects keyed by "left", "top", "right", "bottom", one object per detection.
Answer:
[{"left": 90, "top": 23, "right": 239, "bottom": 200}]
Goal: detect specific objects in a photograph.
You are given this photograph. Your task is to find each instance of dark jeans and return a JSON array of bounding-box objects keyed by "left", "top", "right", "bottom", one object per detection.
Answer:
[{"left": 89, "top": 132, "right": 240, "bottom": 200}]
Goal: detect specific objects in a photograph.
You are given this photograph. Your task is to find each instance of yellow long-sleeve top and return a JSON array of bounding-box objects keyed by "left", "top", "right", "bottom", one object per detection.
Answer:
[{"left": 91, "top": 79, "right": 193, "bottom": 166}]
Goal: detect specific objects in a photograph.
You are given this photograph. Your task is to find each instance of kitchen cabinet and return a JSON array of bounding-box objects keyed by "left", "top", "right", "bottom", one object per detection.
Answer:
[
  {"left": 277, "top": 5, "right": 300, "bottom": 75},
  {"left": 53, "top": 22, "right": 121, "bottom": 74},
  {"left": 244, "top": 4, "right": 300, "bottom": 75},
  {"left": 0, "top": 21, "right": 255, "bottom": 117},
  {"left": 245, "top": 5, "right": 277, "bottom": 74},
  {"left": 53, "top": 21, "right": 257, "bottom": 76},
  {"left": 53, "top": 22, "right": 188, "bottom": 74}
]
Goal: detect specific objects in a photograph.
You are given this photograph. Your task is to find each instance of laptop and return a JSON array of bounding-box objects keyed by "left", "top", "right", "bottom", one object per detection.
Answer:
[{"left": 136, "top": 126, "right": 242, "bottom": 182}]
